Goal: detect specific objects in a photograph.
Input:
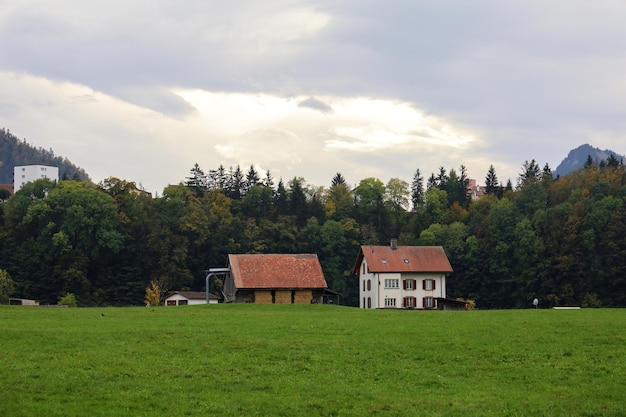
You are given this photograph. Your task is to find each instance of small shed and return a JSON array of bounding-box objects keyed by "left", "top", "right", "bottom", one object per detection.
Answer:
[
  {"left": 9, "top": 298, "right": 39, "bottom": 306},
  {"left": 164, "top": 291, "right": 219, "bottom": 306},
  {"left": 435, "top": 298, "right": 469, "bottom": 311}
]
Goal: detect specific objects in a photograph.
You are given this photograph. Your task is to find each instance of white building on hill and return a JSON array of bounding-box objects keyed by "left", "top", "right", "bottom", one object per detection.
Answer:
[{"left": 13, "top": 165, "right": 59, "bottom": 192}]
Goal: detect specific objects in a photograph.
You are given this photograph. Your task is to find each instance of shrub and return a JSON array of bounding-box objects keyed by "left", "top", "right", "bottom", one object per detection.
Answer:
[
  {"left": 0, "top": 268, "right": 15, "bottom": 304},
  {"left": 58, "top": 293, "right": 78, "bottom": 307}
]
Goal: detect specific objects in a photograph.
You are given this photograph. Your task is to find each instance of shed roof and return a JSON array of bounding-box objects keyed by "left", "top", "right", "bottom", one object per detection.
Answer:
[
  {"left": 354, "top": 245, "right": 453, "bottom": 274},
  {"left": 228, "top": 254, "right": 327, "bottom": 289},
  {"left": 166, "top": 291, "right": 219, "bottom": 300}
]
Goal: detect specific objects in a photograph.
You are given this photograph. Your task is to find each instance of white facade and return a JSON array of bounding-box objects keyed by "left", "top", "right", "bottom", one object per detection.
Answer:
[
  {"left": 358, "top": 258, "right": 447, "bottom": 309},
  {"left": 164, "top": 292, "right": 219, "bottom": 306},
  {"left": 13, "top": 165, "right": 59, "bottom": 191}
]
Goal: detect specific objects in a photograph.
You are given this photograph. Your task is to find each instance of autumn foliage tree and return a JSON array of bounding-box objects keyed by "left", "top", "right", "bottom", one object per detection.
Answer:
[{"left": 0, "top": 157, "right": 624, "bottom": 308}]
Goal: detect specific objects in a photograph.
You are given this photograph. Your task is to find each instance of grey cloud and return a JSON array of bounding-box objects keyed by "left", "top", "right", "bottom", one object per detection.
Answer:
[
  {"left": 114, "top": 87, "right": 196, "bottom": 116},
  {"left": 298, "top": 97, "right": 333, "bottom": 113},
  {"left": 2, "top": 1, "right": 626, "bottom": 191}
]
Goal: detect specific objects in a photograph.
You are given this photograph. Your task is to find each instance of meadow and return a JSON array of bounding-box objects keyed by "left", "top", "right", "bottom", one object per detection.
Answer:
[{"left": 0, "top": 305, "right": 624, "bottom": 417}]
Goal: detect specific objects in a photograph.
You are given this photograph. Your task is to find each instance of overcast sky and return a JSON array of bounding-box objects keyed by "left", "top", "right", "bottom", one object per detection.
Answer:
[{"left": 2, "top": 1, "right": 626, "bottom": 195}]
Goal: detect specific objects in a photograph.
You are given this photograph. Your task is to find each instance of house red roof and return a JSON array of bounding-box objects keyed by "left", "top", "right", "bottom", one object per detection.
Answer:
[
  {"left": 354, "top": 245, "right": 453, "bottom": 274},
  {"left": 228, "top": 254, "right": 328, "bottom": 289}
]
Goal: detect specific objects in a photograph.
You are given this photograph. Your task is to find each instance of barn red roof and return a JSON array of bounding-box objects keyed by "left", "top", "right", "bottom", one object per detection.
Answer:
[
  {"left": 228, "top": 254, "right": 328, "bottom": 289},
  {"left": 354, "top": 245, "right": 453, "bottom": 274}
]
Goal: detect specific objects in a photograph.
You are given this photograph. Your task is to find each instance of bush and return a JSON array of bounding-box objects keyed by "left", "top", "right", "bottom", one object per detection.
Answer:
[
  {"left": 58, "top": 293, "right": 78, "bottom": 307},
  {"left": 0, "top": 268, "right": 15, "bottom": 304}
]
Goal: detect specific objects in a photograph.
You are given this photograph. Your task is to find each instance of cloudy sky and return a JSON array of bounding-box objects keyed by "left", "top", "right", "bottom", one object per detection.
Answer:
[{"left": 2, "top": 1, "right": 626, "bottom": 195}]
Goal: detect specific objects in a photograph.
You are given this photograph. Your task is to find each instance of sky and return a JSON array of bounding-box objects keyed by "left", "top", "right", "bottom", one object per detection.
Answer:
[{"left": 1, "top": 1, "right": 626, "bottom": 195}]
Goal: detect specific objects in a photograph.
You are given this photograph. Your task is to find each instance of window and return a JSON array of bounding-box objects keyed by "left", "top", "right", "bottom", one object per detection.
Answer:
[
  {"left": 363, "top": 280, "right": 366, "bottom": 291},
  {"left": 403, "top": 279, "right": 416, "bottom": 290},
  {"left": 423, "top": 279, "right": 436, "bottom": 291},
  {"left": 423, "top": 297, "right": 434, "bottom": 309},
  {"left": 367, "top": 280, "right": 371, "bottom": 291},
  {"left": 384, "top": 279, "right": 399, "bottom": 289},
  {"left": 167, "top": 300, "right": 176, "bottom": 306},
  {"left": 178, "top": 300, "right": 188, "bottom": 306},
  {"left": 384, "top": 298, "right": 396, "bottom": 307},
  {"left": 367, "top": 297, "right": 372, "bottom": 308},
  {"left": 361, "top": 263, "right": 365, "bottom": 274},
  {"left": 403, "top": 296, "right": 416, "bottom": 308}
]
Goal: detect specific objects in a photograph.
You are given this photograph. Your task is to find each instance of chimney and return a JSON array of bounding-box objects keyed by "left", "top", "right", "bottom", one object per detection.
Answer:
[{"left": 390, "top": 239, "right": 398, "bottom": 250}]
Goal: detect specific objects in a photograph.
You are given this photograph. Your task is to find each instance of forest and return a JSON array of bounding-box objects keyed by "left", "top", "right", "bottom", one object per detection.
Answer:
[{"left": 1, "top": 155, "right": 625, "bottom": 308}]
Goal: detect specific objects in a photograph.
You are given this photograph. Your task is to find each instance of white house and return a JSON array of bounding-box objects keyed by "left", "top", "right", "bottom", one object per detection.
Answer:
[
  {"left": 164, "top": 291, "right": 219, "bottom": 306},
  {"left": 13, "top": 165, "right": 59, "bottom": 192},
  {"left": 354, "top": 242, "right": 453, "bottom": 309}
]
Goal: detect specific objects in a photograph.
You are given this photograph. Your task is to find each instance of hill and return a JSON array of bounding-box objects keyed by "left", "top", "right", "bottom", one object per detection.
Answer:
[
  {"left": 0, "top": 127, "right": 90, "bottom": 185},
  {"left": 554, "top": 143, "right": 625, "bottom": 177}
]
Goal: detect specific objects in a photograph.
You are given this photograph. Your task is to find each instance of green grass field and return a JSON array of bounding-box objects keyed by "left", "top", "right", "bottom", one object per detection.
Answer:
[{"left": 1, "top": 305, "right": 624, "bottom": 417}]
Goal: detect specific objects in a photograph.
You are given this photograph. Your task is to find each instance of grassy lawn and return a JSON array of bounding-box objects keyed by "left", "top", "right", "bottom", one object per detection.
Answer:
[{"left": 1, "top": 305, "right": 624, "bottom": 416}]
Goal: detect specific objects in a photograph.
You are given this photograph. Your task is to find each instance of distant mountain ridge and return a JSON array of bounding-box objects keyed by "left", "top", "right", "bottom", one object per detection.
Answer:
[
  {"left": 554, "top": 144, "right": 625, "bottom": 177},
  {"left": 0, "top": 127, "right": 90, "bottom": 185}
]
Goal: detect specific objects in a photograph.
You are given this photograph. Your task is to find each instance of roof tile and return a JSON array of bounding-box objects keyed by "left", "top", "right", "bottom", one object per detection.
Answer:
[
  {"left": 355, "top": 246, "right": 453, "bottom": 273},
  {"left": 229, "top": 254, "right": 328, "bottom": 289}
]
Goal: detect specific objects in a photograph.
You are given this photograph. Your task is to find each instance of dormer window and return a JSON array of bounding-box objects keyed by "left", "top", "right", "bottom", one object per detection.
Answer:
[
  {"left": 381, "top": 259, "right": 387, "bottom": 264},
  {"left": 403, "top": 259, "right": 410, "bottom": 264}
]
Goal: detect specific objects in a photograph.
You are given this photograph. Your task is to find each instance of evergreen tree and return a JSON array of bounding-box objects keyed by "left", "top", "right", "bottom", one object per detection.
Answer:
[
  {"left": 243, "top": 165, "right": 260, "bottom": 195},
  {"left": 227, "top": 165, "right": 244, "bottom": 199},
  {"left": 436, "top": 166, "right": 448, "bottom": 188},
  {"left": 273, "top": 179, "right": 288, "bottom": 216},
  {"left": 185, "top": 163, "right": 206, "bottom": 197},
  {"left": 410, "top": 169, "right": 424, "bottom": 210},
  {"left": 263, "top": 170, "right": 274, "bottom": 189},
  {"left": 606, "top": 154, "right": 620, "bottom": 168},
  {"left": 485, "top": 165, "right": 499, "bottom": 196},
  {"left": 518, "top": 159, "right": 541, "bottom": 188},
  {"left": 427, "top": 173, "right": 438, "bottom": 189},
  {"left": 331, "top": 172, "right": 346, "bottom": 187}
]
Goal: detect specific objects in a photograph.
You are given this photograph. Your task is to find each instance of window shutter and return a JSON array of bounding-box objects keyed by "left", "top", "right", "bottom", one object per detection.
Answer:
[
  {"left": 433, "top": 280, "right": 436, "bottom": 290},
  {"left": 413, "top": 280, "right": 417, "bottom": 290},
  {"left": 422, "top": 297, "right": 427, "bottom": 308},
  {"left": 422, "top": 280, "right": 426, "bottom": 290},
  {"left": 403, "top": 280, "right": 407, "bottom": 290},
  {"left": 433, "top": 298, "right": 437, "bottom": 309}
]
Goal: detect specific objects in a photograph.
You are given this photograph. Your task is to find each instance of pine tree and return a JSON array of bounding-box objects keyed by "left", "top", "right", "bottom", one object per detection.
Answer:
[
  {"left": 517, "top": 159, "right": 541, "bottom": 188},
  {"left": 485, "top": 165, "right": 499, "bottom": 195},
  {"left": 427, "top": 173, "right": 438, "bottom": 189},
  {"left": 185, "top": 163, "right": 206, "bottom": 197},
  {"left": 263, "top": 170, "right": 274, "bottom": 189},
  {"left": 243, "top": 164, "right": 260, "bottom": 195},
  {"left": 410, "top": 169, "right": 424, "bottom": 210},
  {"left": 331, "top": 172, "right": 346, "bottom": 187}
]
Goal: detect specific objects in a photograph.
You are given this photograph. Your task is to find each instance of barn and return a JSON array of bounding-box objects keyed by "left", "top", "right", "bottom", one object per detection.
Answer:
[{"left": 222, "top": 254, "right": 328, "bottom": 304}]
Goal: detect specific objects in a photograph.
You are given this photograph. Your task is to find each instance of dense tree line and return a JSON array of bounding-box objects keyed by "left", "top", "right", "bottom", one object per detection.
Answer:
[{"left": 0, "top": 157, "right": 625, "bottom": 308}]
